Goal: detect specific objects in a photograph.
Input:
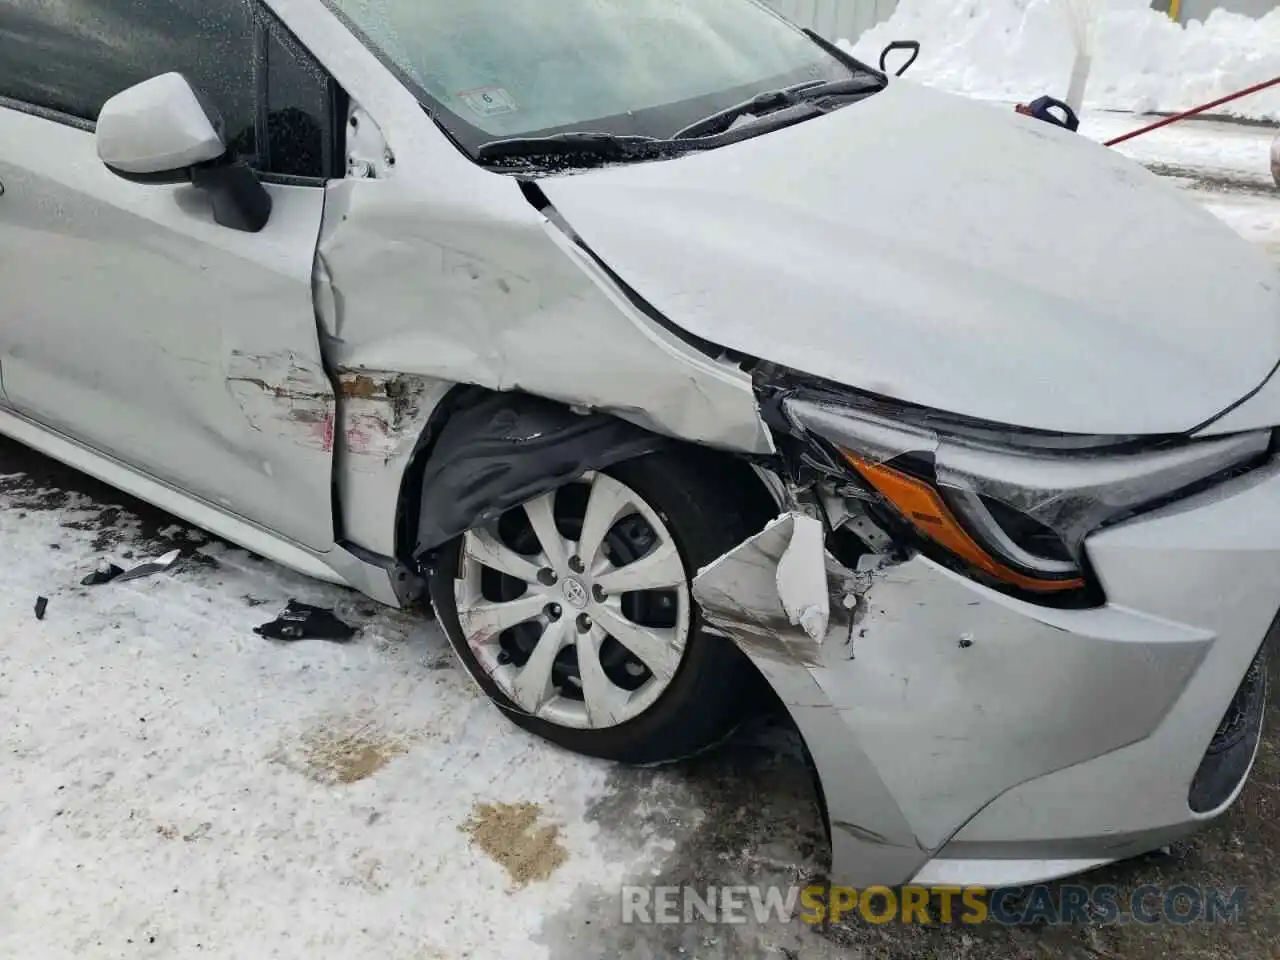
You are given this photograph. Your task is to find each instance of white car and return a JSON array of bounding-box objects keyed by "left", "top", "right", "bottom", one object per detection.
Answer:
[{"left": 0, "top": 0, "right": 1274, "bottom": 888}]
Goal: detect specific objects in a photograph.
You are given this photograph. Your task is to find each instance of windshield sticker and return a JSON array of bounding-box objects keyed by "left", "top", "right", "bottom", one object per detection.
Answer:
[{"left": 457, "top": 87, "right": 518, "bottom": 118}]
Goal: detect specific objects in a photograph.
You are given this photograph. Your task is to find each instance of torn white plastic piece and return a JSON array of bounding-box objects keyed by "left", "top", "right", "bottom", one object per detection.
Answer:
[
  {"left": 775, "top": 514, "right": 830, "bottom": 641},
  {"left": 693, "top": 513, "right": 859, "bottom": 667}
]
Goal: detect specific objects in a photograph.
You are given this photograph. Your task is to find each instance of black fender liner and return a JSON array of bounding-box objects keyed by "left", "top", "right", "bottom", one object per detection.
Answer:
[{"left": 411, "top": 392, "right": 670, "bottom": 559}]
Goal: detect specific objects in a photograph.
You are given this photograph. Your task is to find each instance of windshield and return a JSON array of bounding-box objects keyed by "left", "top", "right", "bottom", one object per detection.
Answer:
[{"left": 325, "top": 0, "right": 875, "bottom": 157}]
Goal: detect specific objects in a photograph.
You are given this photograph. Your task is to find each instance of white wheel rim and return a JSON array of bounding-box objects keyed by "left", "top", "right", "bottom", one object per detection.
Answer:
[{"left": 454, "top": 471, "right": 691, "bottom": 730}]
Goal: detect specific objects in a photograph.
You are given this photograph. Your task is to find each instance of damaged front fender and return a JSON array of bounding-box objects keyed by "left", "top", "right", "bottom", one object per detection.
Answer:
[
  {"left": 314, "top": 175, "right": 774, "bottom": 457},
  {"left": 693, "top": 510, "right": 1212, "bottom": 887},
  {"left": 693, "top": 512, "right": 929, "bottom": 885},
  {"left": 694, "top": 513, "right": 863, "bottom": 666}
]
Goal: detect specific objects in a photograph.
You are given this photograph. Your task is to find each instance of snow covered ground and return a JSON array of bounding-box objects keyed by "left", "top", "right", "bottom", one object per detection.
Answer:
[
  {"left": 1081, "top": 113, "right": 1280, "bottom": 258},
  {"left": 0, "top": 450, "right": 840, "bottom": 960},
  {"left": 1079, "top": 112, "right": 1277, "bottom": 183},
  {"left": 1, "top": 130, "right": 1278, "bottom": 960},
  {"left": 846, "top": 0, "right": 1280, "bottom": 122},
  {"left": 1199, "top": 190, "right": 1280, "bottom": 261}
]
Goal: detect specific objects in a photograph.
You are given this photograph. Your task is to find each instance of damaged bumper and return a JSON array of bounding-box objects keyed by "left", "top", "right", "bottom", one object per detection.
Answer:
[{"left": 693, "top": 467, "right": 1276, "bottom": 887}]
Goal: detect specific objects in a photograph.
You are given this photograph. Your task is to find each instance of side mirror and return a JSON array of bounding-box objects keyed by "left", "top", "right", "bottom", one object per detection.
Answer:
[
  {"left": 96, "top": 72, "right": 272, "bottom": 233},
  {"left": 97, "top": 72, "right": 227, "bottom": 177}
]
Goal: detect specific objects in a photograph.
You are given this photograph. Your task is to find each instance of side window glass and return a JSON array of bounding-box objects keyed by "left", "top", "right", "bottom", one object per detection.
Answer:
[
  {"left": 0, "top": 0, "right": 257, "bottom": 162},
  {"left": 264, "top": 21, "right": 340, "bottom": 180}
]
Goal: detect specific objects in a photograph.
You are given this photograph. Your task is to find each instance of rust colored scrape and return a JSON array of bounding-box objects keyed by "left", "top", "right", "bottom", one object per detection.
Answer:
[
  {"left": 335, "top": 370, "right": 430, "bottom": 460},
  {"left": 337, "top": 374, "right": 385, "bottom": 399},
  {"left": 226, "top": 353, "right": 433, "bottom": 458}
]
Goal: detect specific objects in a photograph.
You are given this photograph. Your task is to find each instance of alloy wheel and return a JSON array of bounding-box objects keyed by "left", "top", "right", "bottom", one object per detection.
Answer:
[{"left": 454, "top": 471, "right": 691, "bottom": 730}]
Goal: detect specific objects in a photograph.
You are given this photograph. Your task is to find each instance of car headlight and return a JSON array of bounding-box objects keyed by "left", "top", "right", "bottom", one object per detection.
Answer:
[{"left": 782, "top": 395, "right": 1271, "bottom": 603}]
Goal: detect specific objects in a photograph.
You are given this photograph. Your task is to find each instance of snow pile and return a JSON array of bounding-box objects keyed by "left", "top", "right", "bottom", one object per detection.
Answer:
[{"left": 845, "top": 0, "right": 1280, "bottom": 121}]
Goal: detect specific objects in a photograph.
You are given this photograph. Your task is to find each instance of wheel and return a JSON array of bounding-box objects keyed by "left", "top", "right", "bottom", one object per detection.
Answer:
[{"left": 429, "top": 451, "right": 765, "bottom": 765}]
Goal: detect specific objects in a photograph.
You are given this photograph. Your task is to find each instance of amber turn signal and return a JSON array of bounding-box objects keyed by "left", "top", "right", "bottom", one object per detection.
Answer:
[{"left": 843, "top": 452, "right": 1086, "bottom": 593}]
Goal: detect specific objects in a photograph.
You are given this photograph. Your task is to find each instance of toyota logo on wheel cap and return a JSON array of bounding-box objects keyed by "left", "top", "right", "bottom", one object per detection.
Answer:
[{"left": 562, "top": 577, "right": 590, "bottom": 610}]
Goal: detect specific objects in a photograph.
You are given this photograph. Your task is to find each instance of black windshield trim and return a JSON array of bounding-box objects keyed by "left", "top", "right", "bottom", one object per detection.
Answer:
[{"left": 476, "top": 99, "right": 843, "bottom": 172}]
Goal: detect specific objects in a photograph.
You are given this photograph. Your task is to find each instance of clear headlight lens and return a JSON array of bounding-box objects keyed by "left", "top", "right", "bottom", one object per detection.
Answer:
[{"left": 784, "top": 396, "right": 1271, "bottom": 600}]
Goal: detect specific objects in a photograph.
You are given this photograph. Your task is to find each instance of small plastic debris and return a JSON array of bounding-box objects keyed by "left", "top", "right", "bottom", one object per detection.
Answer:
[
  {"left": 82, "top": 561, "right": 125, "bottom": 586},
  {"left": 255, "top": 600, "right": 356, "bottom": 643},
  {"left": 34, "top": 596, "right": 48, "bottom": 620},
  {"left": 116, "top": 548, "right": 182, "bottom": 583}
]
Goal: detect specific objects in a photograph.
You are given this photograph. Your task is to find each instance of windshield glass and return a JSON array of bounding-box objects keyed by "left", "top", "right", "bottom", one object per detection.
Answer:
[{"left": 326, "top": 0, "right": 874, "bottom": 155}]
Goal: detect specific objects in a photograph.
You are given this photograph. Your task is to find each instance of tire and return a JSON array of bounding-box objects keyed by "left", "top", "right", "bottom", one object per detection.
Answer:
[{"left": 429, "top": 450, "right": 766, "bottom": 765}]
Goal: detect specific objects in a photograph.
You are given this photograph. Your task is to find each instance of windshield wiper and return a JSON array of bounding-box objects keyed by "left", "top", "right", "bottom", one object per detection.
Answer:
[
  {"left": 672, "top": 76, "right": 884, "bottom": 141},
  {"left": 476, "top": 131, "right": 684, "bottom": 166},
  {"left": 475, "top": 76, "right": 884, "bottom": 168}
]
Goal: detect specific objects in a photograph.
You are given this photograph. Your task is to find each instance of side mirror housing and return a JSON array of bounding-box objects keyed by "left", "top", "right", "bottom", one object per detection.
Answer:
[
  {"left": 96, "top": 72, "right": 272, "bottom": 233},
  {"left": 97, "top": 72, "right": 227, "bottom": 178}
]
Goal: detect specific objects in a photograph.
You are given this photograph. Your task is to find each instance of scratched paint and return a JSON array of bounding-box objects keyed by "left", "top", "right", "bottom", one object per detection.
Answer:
[
  {"left": 226, "top": 350, "right": 336, "bottom": 453},
  {"left": 335, "top": 371, "right": 431, "bottom": 461}
]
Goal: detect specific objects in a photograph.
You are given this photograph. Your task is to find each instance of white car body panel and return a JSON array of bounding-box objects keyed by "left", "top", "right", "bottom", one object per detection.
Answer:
[
  {"left": 0, "top": 0, "right": 1274, "bottom": 891},
  {"left": 0, "top": 104, "right": 335, "bottom": 552},
  {"left": 539, "top": 80, "right": 1280, "bottom": 435},
  {"left": 1195, "top": 358, "right": 1280, "bottom": 435},
  {"left": 313, "top": 174, "right": 774, "bottom": 456},
  {"left": 696, "top": 462, "right": 1275, "bottom": 885}
]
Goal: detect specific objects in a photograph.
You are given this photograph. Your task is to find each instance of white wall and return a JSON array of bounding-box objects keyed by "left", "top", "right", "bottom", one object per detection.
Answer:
[
  {"left": 1176, "top": 0, "right": 1277, "bottom": 20},
  {"left": 764, "top": 0, "right": 901, "bottom": 41}
]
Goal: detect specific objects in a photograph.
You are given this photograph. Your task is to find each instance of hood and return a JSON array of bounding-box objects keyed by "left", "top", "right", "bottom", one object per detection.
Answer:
[{"left": 539, "top": 81, "right": 1280, "bottom": 436}]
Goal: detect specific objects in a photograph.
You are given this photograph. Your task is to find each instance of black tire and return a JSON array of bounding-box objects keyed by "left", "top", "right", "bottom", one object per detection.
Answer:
[{"left": 429, "top": 450, "right": 767, "bottom": 765}]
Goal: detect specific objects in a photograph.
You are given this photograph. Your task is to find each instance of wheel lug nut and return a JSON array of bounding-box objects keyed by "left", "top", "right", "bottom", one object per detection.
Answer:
[
  {"left": 576, "top": 613, "right": 593, "bottom": 633},
  {"left": 592, "top": 584, "right": 607, "bottom": 602},
  {"left": 537, "top": 567, "right": 557, "bottom": 586},
  {"left": 547, "top": 604, "right": 562, "bottom": 620},
  {"left": 568, "top": 555, "right": 585, "bottom": 574}
]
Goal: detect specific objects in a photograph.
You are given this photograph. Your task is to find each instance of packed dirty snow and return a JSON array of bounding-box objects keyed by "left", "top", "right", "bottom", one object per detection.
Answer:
[
  {"left": 1078, "top": 113, "right": 1280, "bottom": 181},
  {"left": 0, "top": 467, "right": 842, "bottom": 960},
  {"left": 845, "top": 0, "right": 1280, "bottom": 121}
]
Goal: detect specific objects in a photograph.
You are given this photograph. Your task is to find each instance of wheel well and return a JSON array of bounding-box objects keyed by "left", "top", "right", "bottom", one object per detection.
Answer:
[
  {"left": 393, "top": 387, "right": 781, "bottom": 570},
  {"left": 403, "top": 387, "right": 785, "bottom": 736},
  {"left": 393, "top": 383, "right": 488, "bottom": 568}
]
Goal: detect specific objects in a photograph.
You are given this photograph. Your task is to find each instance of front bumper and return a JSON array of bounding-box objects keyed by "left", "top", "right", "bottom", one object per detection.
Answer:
[{"left": 692, "top": 461, "right": 1278, "bottom": 888}]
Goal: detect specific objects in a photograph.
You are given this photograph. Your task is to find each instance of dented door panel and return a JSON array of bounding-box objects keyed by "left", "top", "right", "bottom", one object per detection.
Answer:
[{"left": 0, "top": 105, "right": 335, "bottom": 550}]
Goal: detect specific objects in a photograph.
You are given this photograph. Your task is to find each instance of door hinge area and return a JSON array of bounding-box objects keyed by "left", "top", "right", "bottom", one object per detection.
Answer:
[{"left": 346, "top": 103, "right": 394, "bottom": 179}]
